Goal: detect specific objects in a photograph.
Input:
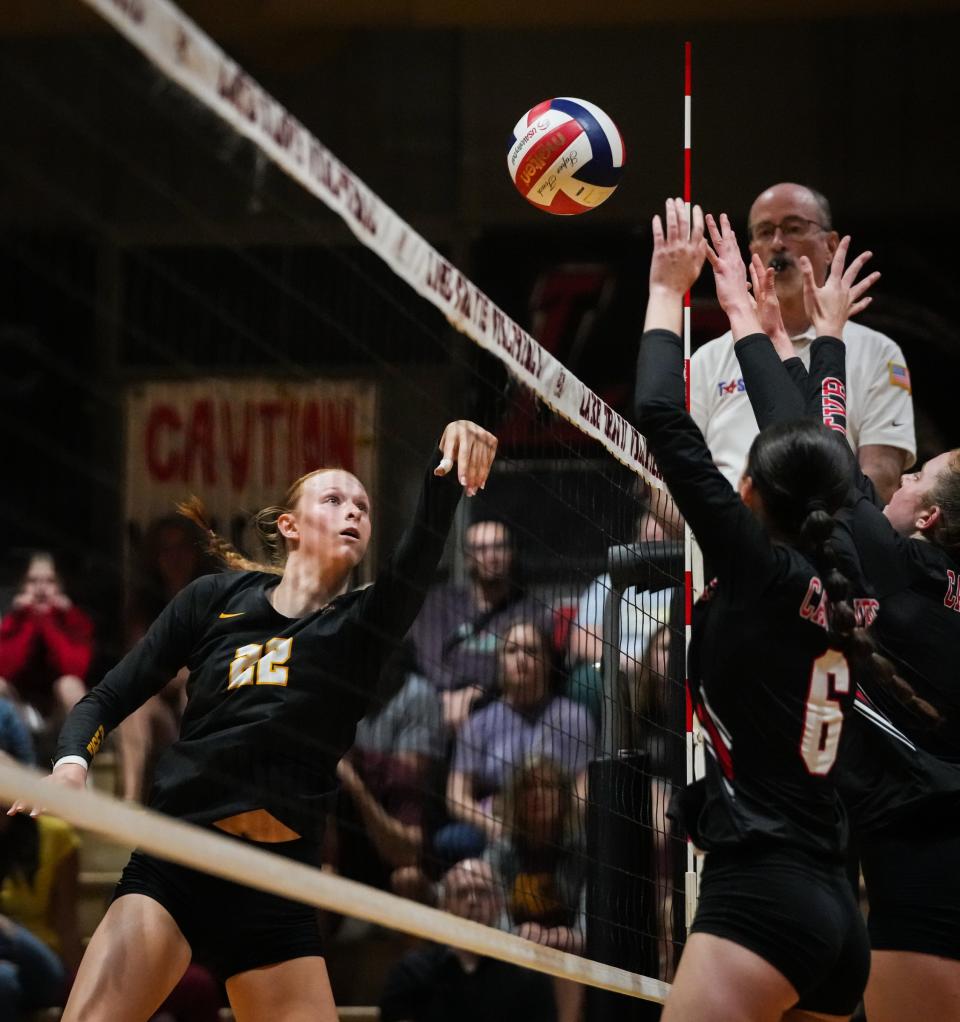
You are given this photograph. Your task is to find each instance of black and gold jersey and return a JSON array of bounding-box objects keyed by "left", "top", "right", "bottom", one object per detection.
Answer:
[
  {"left": 635, "top": 329, "right": 861, "bottom": 860},
  {"left": 57, "top": 457, "right": 461, "bottom": 838}
]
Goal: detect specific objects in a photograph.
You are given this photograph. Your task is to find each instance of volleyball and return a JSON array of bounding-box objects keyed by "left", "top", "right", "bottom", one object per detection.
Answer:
[{"left": 507, "top": 97, "right": 625, "bottom": 215}]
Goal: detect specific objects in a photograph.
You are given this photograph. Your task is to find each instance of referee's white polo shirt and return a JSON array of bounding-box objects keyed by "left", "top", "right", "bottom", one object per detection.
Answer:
[{"left": 690, "top": 320, "right": 917, "bottom": 490}]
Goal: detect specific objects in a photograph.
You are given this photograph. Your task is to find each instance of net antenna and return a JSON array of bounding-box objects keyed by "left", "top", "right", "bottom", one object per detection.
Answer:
[{"left": 681, "top": 40, "right": 704, "bottom": 931}]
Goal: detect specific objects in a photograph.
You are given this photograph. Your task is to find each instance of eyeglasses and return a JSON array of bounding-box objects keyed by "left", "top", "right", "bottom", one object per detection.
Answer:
[{"left": 747, "top": 216, "right": 829, "bottom": 243}]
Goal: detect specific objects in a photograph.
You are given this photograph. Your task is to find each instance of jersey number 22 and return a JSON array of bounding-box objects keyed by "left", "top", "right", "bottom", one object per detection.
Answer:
[{"left": 227, "top": 638, "right": 293, "bottom": 689}]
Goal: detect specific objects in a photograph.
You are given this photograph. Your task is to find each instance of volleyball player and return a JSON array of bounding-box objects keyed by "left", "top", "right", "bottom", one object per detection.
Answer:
[
  {"left": 636, "top": 198, "right": 872, "bottom": 1022},
  {"left": 9, "top": 419, "right": 497, "bottom": 1022},
  {"left": 714, "top": 217, "right": 960, "bottom": 1022}
]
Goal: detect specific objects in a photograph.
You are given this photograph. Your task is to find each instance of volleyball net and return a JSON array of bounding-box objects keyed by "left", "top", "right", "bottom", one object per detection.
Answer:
[{"left": 0, "top": 0, "right": 687, "bottom": 1008}]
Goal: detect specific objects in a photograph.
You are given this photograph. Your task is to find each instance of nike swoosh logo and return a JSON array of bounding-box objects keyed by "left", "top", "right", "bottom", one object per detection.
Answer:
[
  {"left": 218, "top": 612, "right": 246, "bottom": 619},
  {"left": 892, "top": 420, "right": 904, "bottom": 427}
]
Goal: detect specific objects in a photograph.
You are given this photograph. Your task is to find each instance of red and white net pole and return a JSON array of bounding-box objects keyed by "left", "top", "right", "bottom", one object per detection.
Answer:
[{"left": 682, "top": 39, "right": 700, "bottom": 930}]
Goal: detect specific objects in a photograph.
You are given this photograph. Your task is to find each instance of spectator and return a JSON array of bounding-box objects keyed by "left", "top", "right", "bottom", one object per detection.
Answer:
[
  {"left": 0, "top": 711, "right": 72, "bottom": 1018},
  {"left": 333, "top": 640, "right": 445, "bottom": 894},
  {"left": 379, "top": 858, "right": 557, "bottom": 1022},
  {"left": 117, "top": 515, "right": 220, "bottom": 802},
  {"left": 690, "top": 182, "right": 915, "bottom": 503},
  {"left": 442, "top": 621, "right": 596, "bottom": 860},
  {"left": 409, "top": 519, "right": 546, "bottom": 728},
  {"left": 567, "top": 506, "right": 677, "bottom": 720},
  {"left": 0, "top": 699, "right": 34, "bottom": 768},
  {"left": 0, "top": 552, "right": 92, "bottom": 749},
  {"left": 488, "top": 755, "right": 585, "bottom": 1022}
]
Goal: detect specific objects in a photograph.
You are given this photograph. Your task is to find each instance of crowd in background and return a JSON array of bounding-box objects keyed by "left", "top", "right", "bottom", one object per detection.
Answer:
[{"left": 0, "top": 505, "right": 679, "bottom": 1021}]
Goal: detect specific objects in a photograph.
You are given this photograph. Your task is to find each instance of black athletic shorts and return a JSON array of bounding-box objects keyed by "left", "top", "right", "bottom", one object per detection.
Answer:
[
  {"left": 691, "top": 844, "right": 870, "bottom": 1016},
  {"left": 114, "top": 834, "right": 325, "bottom": 982},
  {"left": 860, "top": 824, "right": 960, "bottom": 960}
]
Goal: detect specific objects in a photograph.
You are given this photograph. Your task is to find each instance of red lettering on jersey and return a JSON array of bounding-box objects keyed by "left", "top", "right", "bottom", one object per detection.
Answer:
[
  {"left": 821, "top": 377, "right": 847, "bottom": 435},
  {"left": 946, "top": 569, "right": 960, "bottom": 612},
  {"left": 853, "top": 598, "right": 880, "bottom": 627},
  {"left": 799, "top": 576, "right": 828, "bottom": 629}
]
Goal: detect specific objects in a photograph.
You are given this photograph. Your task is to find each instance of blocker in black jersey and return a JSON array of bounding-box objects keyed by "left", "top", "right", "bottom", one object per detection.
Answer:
[
  {"left": 735, "top": 329, "right": 960, "bottom": 966},
  {"left": 636, "top": 329, "right": 862, "bottom": 860},
  {"left": 55, "top": 456, "right": 462, "bottom": 841},
  {"left": 735, "top": 333, "right": 960, "bottom": 837}
]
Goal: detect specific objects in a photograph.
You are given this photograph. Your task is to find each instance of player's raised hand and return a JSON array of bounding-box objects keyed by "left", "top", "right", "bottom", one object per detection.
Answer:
[
  {"left": 800, "top": 235, "right": 879, "bottom": 340},
  {"left": 434, "top": 420, "right": 498, "bottom": 497},
  {"left": 649, "top": 196, "right": 707, "bottom": 295},
  {"left": 6, "top": 760, "right": 87, "bottom": 818},
  {"left": 643, "top": 197, "right": 706, "bottom": 334},
  {"left": 704, "top": 212, "right": 762, "bottom": 340},
  {"left": 749, "top": 254, "right": 794, "bottom": 361}
]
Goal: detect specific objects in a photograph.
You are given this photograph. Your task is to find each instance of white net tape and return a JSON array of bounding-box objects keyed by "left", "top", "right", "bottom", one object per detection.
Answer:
[{"left": 0, "top": 759, "right": 670, "bottom": 1003}]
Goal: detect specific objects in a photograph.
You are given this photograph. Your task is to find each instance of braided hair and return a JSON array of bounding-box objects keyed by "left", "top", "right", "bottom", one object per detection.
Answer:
[{"left": 747, "top": 420, "right": 941, "bottom": 727}]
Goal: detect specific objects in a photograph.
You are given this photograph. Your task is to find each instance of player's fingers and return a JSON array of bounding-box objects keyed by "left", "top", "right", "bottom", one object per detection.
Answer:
[
  {"left": 849, "top": 296, "right": 873, "bottom": 317},
  {"left": 748, "top": 260, "right": 761, "bottom": 299},
  {"left": 719, "top": 213, "right": 737, "bottom": 247},
  {"left": 704, "top": 242, "right": 719, "bottom": 267},
  {"left": 764, "top": 266, "right": 777, "bottom": 295},
  {"left": 651, "top": 214, "right": 664, "bottom": 247},
  {"left": 691, "top": 204, "right": 705, "bottom": 244},
  {"left": 799, "top": 256, "right": 819, "bottom": 300},
  {"left": 849, "top": 270, "right": 881, "bottom": 301},
  {"left": 665, "top": 198, "right": 679, "bottom": 242},
  {"left": 705, "top": 213, "right": 723, "bottom": 250},
  {"left": 842, "top": 250, "right": 873, "bottom": 286},
  {"left": 435, "top": 425, "right": 458, "bottom": 477},
  {"left": 831, "top": 235, "right": 851, "bottom": 277},
  {"left": 464, "top": 429, "right": 483, "bottom": 494},
  {"left": 473, "top": 434, "right": 497, "bottom": 491}
]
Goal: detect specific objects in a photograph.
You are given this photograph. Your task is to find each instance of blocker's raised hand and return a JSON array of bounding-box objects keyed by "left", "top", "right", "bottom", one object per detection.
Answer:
[
  {"left": 704, "top": 212, "right": 762, "bottom": 340},
  {"left": 649, "top": 196, "right": 707, "bottom": 296},
  {"left": 434, "top": 420, "right": 498, "bottom": 497},
  {"left": 749, "top": 253, "right": 794, "bottom": 361},
  {"left": 800, "top": 235, "right": 880, "bottom": 339}
]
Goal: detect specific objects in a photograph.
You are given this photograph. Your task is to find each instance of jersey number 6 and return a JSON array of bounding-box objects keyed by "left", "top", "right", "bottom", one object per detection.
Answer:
[
  {"left": 799, "top": 650, "right": 850, "bottom": 776},
  {"left": 227, "top": 638, "right": 293, "bottom": 690}
]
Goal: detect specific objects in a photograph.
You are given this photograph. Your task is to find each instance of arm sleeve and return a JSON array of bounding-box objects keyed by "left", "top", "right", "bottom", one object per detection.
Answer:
[
  {"left": 634, "top": 329, "right": 778, "bottom": 586},
  {"left": 733, "top": 333, "right": 806, "bottom": 429},
  {"left": 806, "top": 338, "right": 884, "bottom": 508},
  {"left": 54, "top": 576, "right": 220, "bottom": 764},
  {"left": 357, "top": 456, "right": 462, "bottom": 644}
]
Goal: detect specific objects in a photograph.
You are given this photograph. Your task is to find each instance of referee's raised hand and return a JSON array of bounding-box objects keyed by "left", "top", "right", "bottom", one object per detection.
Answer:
[{"left": 434, "top": 420, "right": 498, "bottom": 497}]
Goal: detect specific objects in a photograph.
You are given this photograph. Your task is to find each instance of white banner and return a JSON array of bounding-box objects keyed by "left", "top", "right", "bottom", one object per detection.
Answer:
[
  {"left": 82, "top": 0, "right": 663, "bottom": 490},
  {"left": 125, "top": 378, "right": 377, "bottom": 547}
]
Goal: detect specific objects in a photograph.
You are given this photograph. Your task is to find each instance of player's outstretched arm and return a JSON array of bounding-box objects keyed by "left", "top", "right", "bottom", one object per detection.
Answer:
[{"left": 642, "top": 196, "right": 707, "bottom": 335}]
